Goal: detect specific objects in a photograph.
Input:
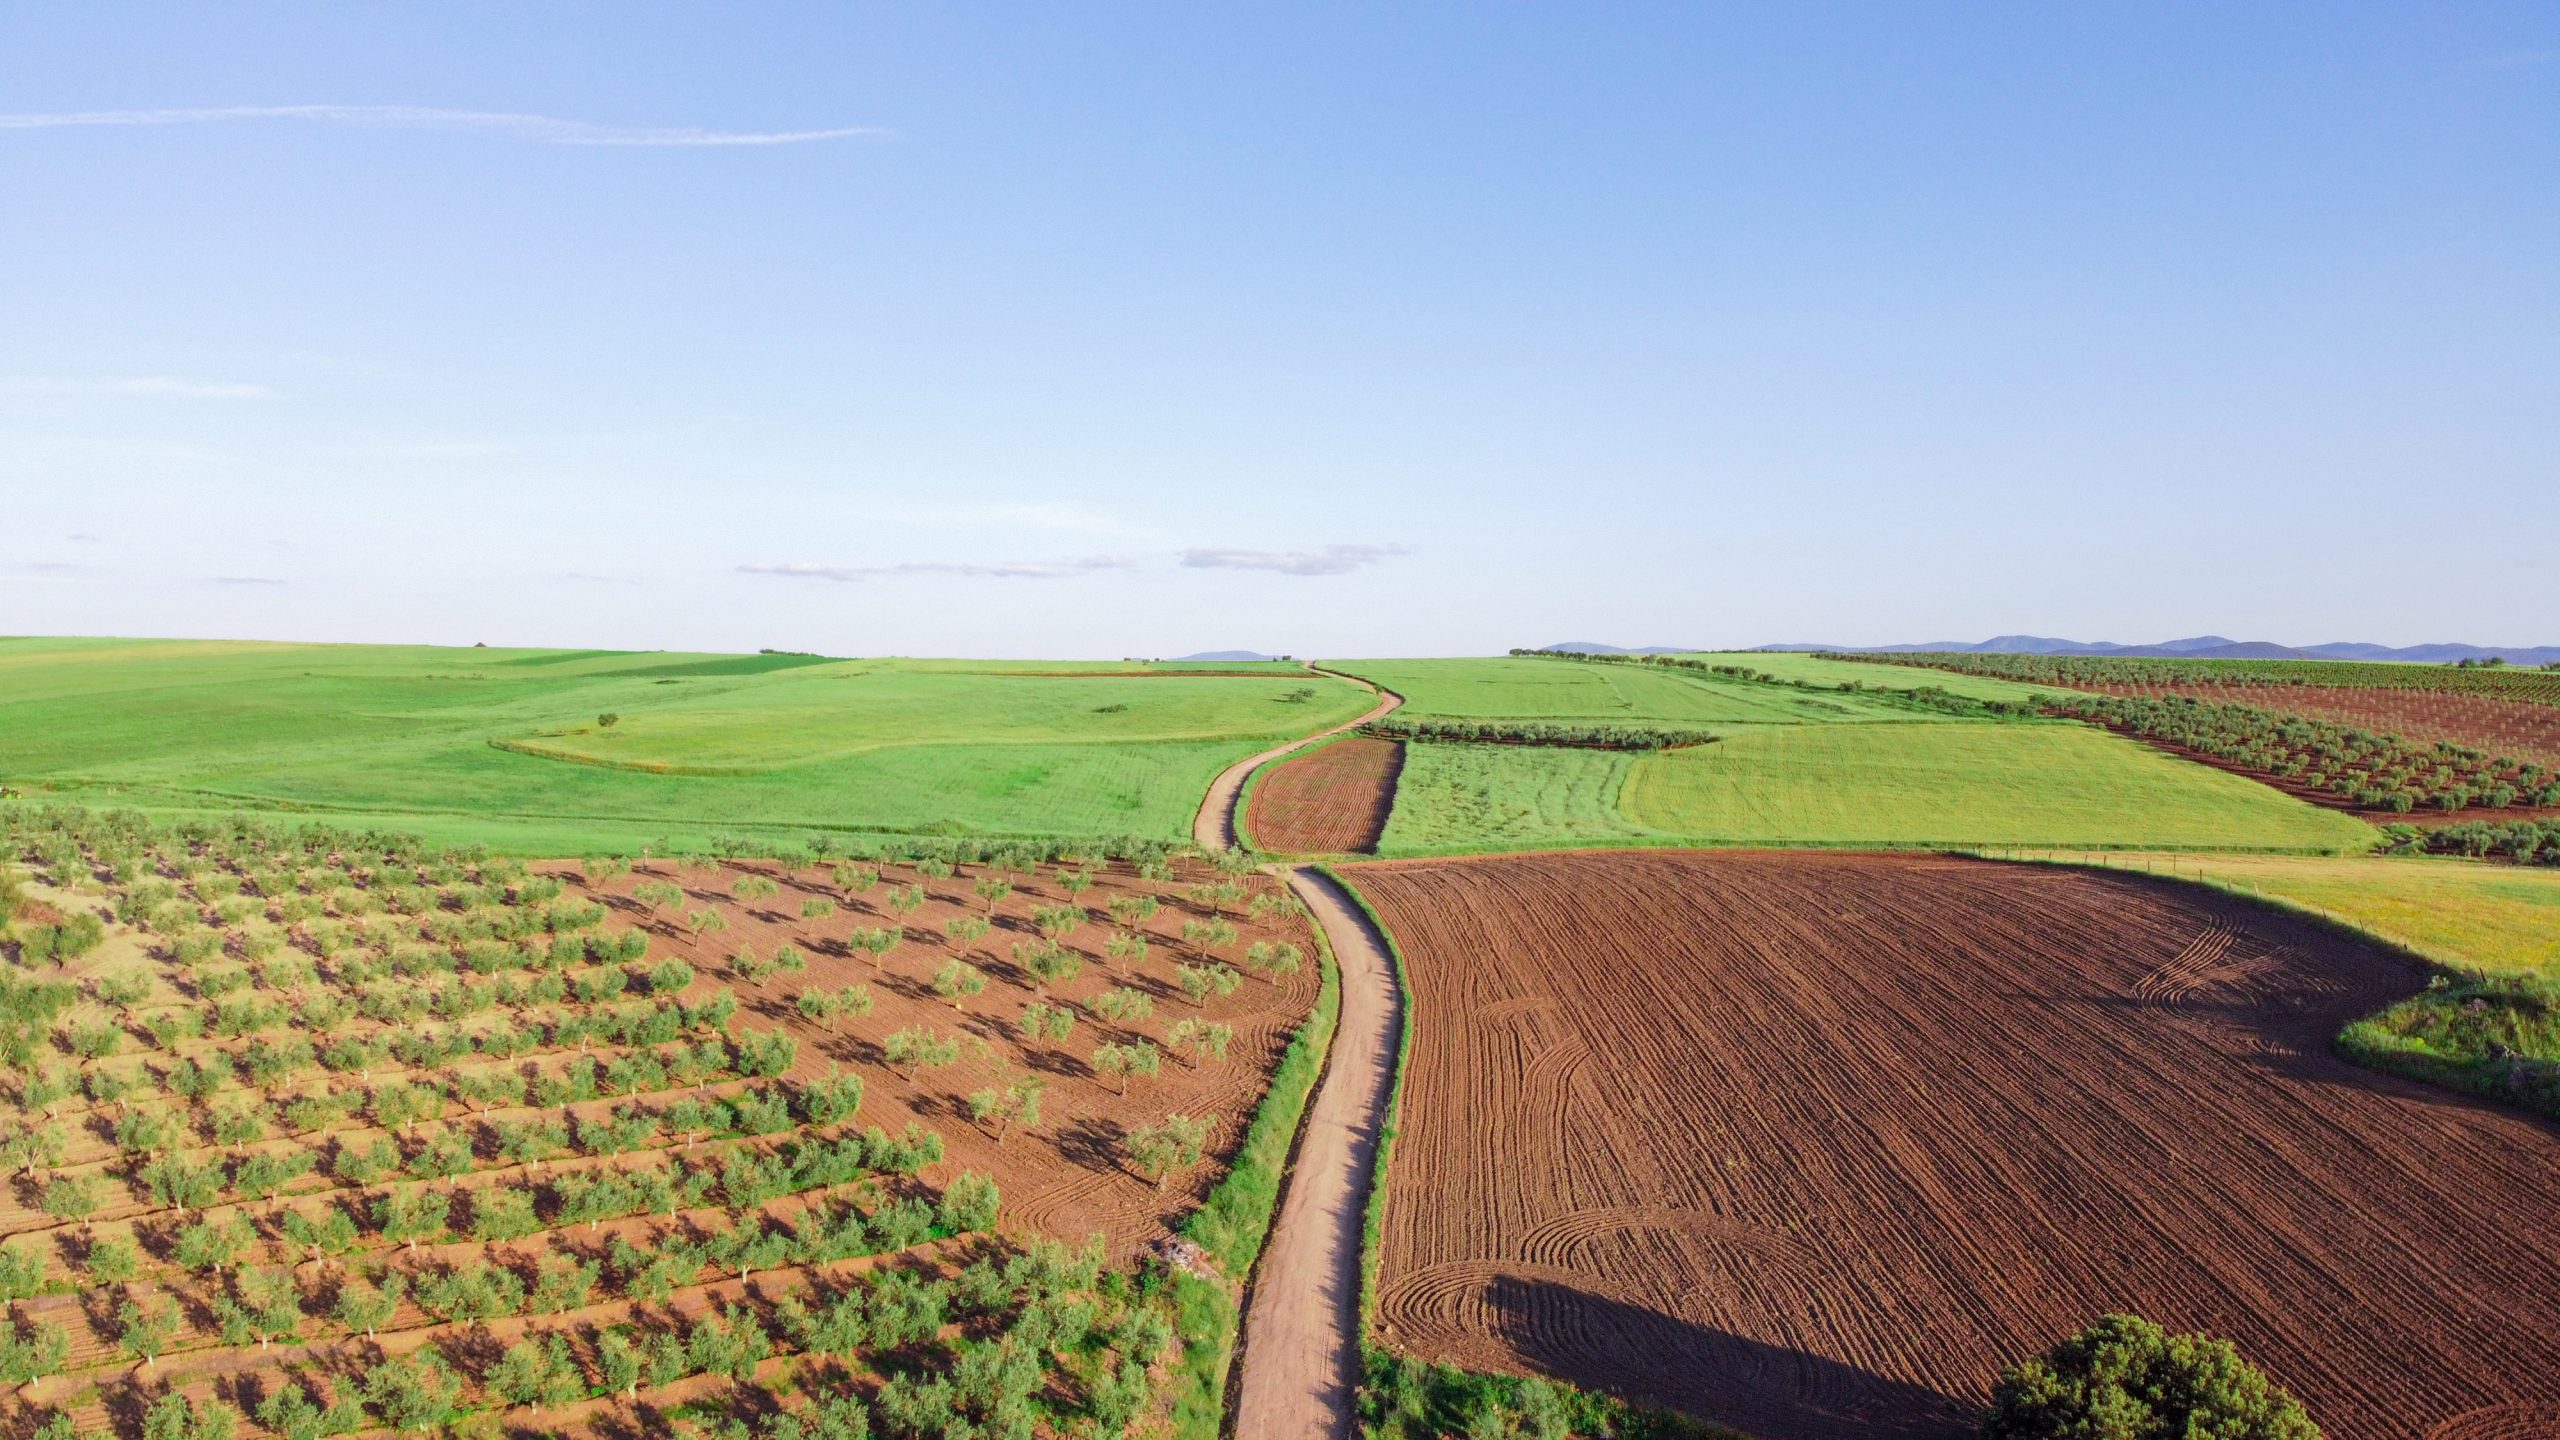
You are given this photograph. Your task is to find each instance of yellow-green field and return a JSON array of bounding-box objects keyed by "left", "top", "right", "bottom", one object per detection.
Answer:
[{"left": 2028, "top": 851, "right": 2560, "bottom": 979}]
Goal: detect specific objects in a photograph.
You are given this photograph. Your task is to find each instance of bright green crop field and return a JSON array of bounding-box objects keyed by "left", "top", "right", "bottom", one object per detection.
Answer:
[
  {"left": 1373, "top": 724, "right": 2374, "bottom": 856},
  {"left": 1344, "top": 653, "right": 2372, "bottom": 856},
  {"left": 1329, "top": 656, "right": 1933, "bottom": 725},
  {"left": 0, "top": 637, "right": 1372, "bottom": 852},
  {"left": 1616, "top": 723, "right": 2376, "bottom": 852}
]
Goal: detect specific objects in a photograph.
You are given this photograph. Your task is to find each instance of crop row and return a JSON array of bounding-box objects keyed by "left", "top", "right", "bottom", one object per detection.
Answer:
[
  {"left": 1360, "top": 717, "right": 1717, "bottom": 751},
  {"left": 1842, "top": 650, "right": 2560, "bottom": 704},
  {"left": 2031, "top": 692, "right": 2558, "bottom": 815}
]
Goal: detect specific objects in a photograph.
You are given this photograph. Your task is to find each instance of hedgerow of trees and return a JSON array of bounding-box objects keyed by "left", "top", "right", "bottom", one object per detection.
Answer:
[{"left": 1362, "top": 716, "right": 1719, "bottom": 751}]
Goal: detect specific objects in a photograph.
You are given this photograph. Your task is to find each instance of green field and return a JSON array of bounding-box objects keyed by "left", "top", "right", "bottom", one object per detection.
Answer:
[
  {"left": 1674, "top": 650, "right": 2070, "bottom": 703},
  {"left": 1373, "top": 724, "right": 2372, "bottom": 855},
  {"left": 1343, "top": 654, "right": 2371, "bottom": 855},
  {"left": 0, "top": 638, "right": 1373, "bottom": 852},
  {"left": 1330, "top": 656, "right": 1937, "bottom": 725},
  {"left": 1618, "top": 723, "right": 2376, "bottom": 852},
  {"left": 1375, "top": 745, "right": 1655, "bottom": 852}
]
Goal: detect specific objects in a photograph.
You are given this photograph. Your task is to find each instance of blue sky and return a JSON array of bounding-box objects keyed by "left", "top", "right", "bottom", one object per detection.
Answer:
[{"left": 3, "top": 4, "right": 2553, "bottom": 657}]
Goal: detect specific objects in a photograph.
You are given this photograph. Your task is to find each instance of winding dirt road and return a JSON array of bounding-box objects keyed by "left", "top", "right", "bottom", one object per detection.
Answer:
[
  {"left": 1192, "top": 667, "right": 1402, "bottom": 851},
  {"left": 1233, "top": 865, "right": 1404, "bottom": 1440}
]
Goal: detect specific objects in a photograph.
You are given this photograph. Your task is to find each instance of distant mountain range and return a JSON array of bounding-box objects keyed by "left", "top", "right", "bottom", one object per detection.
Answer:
[
  {"left": 1171, "top": 650, "right": 1283, "bottom": 662},
  {"left": 1546, "top": 637, "right": 2560, "bottom": 665}
]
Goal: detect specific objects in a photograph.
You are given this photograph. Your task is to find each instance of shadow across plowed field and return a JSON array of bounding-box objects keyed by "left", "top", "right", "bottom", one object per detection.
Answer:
[{"left": 1343, "top": 851, "right": 2560, "bottom": 1440}]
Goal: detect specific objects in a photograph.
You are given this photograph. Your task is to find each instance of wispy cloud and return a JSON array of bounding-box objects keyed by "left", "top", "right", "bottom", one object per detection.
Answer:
[
  {"left": 2, "top": 561, "right": 98, "bottom": 580},
  {"left": 2467, "top": 48, "right": 2555, "bottom": 69},
  {"left": 206, "top": 575, "right": 286, "bottom": 586},
  {"left": 0, "top": 105, "right": 885, "bottom": 147},
  {"left": 1, "top": 375, "right": 271, "bottom": 399},
  {"left": 741, "top": 557, "right": 1137, "bottom": 583},
  {"left": 1181, "top": 544, "right": 1409, "bottom": 577},
  {"left": 67, "top": 533, "right": 103, "bottom": 543}
]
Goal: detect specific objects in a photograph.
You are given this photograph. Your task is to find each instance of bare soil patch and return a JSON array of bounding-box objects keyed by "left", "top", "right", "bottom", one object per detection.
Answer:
[
  {"left": 1245, "top": 737, "right": 1404, "bottom": 855},
  {"left": 1343, "top": 850, "right": 2560, "bottom": 1440}
]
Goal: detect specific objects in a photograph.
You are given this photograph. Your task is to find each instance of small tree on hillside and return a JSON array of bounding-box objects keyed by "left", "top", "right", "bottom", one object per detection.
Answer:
[
  {"left": 882, "top": 1026, "right": 962, "bottom": 1082},
  {"left": 1125, "top": 1113, "right": 1217, "bottom": 1192},
  {"left": 1092, "top": 1042, "right": 1160, "bottom": 1095},
  {"left": 932, "top": 960, "right": 986, "bottom": 1012},
  {"left": 1983, "top": 1314, "right": 2321, "bottom": 1440},
  {"left": 1168, "top": 1018, "right": 1233, "bottom": 1069},
  {"left": 944, "top": 913, "right": 992, "bottom": 954},
  {"left": 967, "top": 1076, "right": 1045, "bottom": 1143},
  {"left": 1019, "top": 1001, "right": 1076, "bottom": 1049},
  {"left": 1176, "top": 962, "right": 1242, "bottom": 1009}
]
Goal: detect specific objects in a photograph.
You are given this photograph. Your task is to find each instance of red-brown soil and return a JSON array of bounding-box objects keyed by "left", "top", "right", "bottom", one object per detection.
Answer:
[
  {"left": 556, "top": 855, "right": 1321, "bottom": 1256},
  {"left": 1343, "top": 850, "right": 2560, "bottom": 1440},
  {"left": 2, "top": 853, "right": 1318, "bottom": 1434},
  {"left": 2081, "top": 679, "right": 2560, "bottom": 771},
  {"left": 1244, "top": 737, "right": 1404, "bottom": 855}
]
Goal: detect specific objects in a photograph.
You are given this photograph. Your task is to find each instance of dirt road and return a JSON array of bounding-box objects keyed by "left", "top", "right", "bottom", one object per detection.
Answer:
[
  {"left": 1192, "top": 668, "right": 1402, "bottom": 850},
  {"left": 1231, "top": 866, "right": 1405, "bottom": 1440}
]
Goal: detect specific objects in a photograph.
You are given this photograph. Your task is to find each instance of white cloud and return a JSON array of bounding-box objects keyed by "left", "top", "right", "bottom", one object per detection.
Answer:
[
  {"left": 0, "top": 375, "right": 271, "bottom": 399},
  {"left": 1180, "top": 543, "right": 1409, "bottom": 576},
  {"left": 741, "top": 557, "right": 1137, "bottom": 583},
  {"left": 0, "top": 105, "right": 884, "bottom": 147}
]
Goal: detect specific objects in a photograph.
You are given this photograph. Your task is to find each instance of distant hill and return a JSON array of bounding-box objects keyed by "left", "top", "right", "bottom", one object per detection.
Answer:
[
  {"left": 1171, "top": 650, "right": 1283, "bottom": 662},
  {"left": 1541, "top": 641, "right": 1699, "bottom": 656},
  {"left": 1744, "top": 637, "right": 2560, "bottom": 666}
]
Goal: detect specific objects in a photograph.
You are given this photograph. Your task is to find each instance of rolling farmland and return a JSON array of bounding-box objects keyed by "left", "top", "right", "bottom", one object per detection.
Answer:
[
  {"left": 0, "top": 807, "right": 1320, "bottom": 1437},
  {"left": 0, "top": 639, "right": 1373, "bottom": 852},
  {"left": 1341, "top": 850, "right": 2560, "bottom": 1440}
]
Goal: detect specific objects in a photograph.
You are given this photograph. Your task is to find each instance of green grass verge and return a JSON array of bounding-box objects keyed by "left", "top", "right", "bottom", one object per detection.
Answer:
[
  {"left": 1321, "top": 865, "right": 1737, "bottom": 1440},
  {"left": 1180, "top": 908, "right": 1343, "bottom": 1274},
  {"left": 1169, "top": 1270, "right": 1237, "bottom": 1440},
  {"left": 1162, "top": 879, "right": 1345, "bottom": 1437},
  {"left": 0, "top": 638, "right": 1375, "bottom": 851}
]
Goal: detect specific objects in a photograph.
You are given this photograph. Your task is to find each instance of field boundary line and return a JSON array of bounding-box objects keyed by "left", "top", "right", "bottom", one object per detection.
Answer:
[{"left": 1229, "top": 865, "right": 1405, "bottom": 1440}]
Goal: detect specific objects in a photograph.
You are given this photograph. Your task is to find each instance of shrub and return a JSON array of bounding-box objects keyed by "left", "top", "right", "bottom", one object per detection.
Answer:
[{"left": 1983, "top": 1313, "right": 2320, "bottom": 1440}]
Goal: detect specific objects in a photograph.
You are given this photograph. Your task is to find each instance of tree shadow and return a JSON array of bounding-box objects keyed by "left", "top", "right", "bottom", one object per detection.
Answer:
[{"left": 1480, "top": 1275, "right": 1973, "bottom": 1440}]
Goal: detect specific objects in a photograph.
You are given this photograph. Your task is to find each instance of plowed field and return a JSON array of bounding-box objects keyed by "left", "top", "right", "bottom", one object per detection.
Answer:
[
  {"left": 1344, "top": 851, "right": 2560, "bottom": 1440},
  {"left": 1245, "top": 737, "right": 1404, "bottom": 854}
]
